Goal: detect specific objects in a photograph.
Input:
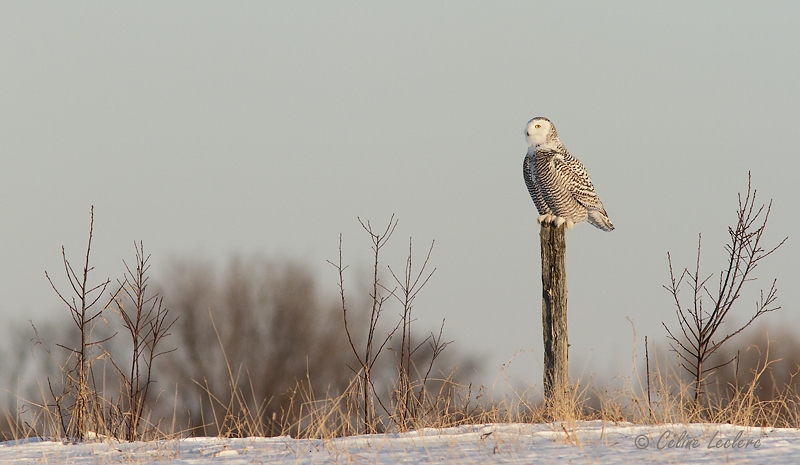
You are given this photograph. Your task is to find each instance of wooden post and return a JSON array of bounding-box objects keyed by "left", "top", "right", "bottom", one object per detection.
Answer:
[{"left": 540, "top": 222, "right": 568, "bottom": 404}]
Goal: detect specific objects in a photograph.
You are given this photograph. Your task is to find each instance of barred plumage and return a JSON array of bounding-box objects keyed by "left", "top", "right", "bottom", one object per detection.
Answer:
[{"left": 523, "top": 117, "right": 614, "bottom": 232}]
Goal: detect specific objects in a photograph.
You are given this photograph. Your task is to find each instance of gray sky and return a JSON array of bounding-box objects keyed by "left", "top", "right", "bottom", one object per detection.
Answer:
[{"left": 1, "top": 2, "right": 798, "bottom": 389}]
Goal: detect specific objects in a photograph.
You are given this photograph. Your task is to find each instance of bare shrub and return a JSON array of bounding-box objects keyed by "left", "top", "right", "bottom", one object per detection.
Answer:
[
  {"left": 662, "top": 173, "right": 786, "bottom": 411},
  {"left": 330, "top": 216, "right": 480, "bottom": 435},
  {"left": 106, "top": 242, "right": 177, "bottom": 440}
]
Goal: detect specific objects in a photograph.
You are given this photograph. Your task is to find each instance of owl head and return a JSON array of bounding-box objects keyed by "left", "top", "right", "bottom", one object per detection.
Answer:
[{"left": 525, "top": 117, "right": 559, "bottom": 148}]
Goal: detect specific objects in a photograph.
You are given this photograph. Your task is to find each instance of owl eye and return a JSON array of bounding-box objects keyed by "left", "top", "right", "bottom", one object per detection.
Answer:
[{"left": 534, "top": 124, "right": 541, "bottom": 129}]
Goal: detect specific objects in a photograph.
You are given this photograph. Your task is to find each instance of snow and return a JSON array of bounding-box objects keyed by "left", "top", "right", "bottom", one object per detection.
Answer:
[{"left": 1, "top": 421, "right": 798, "bottom": 464}]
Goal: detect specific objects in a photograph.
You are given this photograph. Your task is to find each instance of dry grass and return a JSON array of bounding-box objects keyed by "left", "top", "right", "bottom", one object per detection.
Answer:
[
  {"left": 3, "top": 320, "right": 799, "bottom": 443},
  {"left": 226, "top": 337, "right": 799, "bottom": 440}
]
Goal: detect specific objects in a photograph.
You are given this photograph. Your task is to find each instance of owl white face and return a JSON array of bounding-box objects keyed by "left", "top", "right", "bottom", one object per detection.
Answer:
[{"left": 525, "top": 118, "right": 552, "bottom": 147}]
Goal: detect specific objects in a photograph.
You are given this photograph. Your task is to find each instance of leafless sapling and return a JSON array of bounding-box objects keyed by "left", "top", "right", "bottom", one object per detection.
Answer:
[
  {"left": 662, "top": 173, "right": 787, "bottom": 408},
  {"left": 329, "top": 216, "right": 401, "bottom": 434},
  {"left": 387, "top": 237, "right": 449, "bottom": 430},
  {"left": 108, "top": 242, "right": 177, "bottom": 440},
  {"left": 44, "top": 206, "right": 113, "bottom": 440}
]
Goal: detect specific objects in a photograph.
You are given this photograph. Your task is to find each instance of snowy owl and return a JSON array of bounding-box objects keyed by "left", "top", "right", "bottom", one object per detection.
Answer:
[{"left": 523, "top": 117, "right": 614, "bottom": 231}]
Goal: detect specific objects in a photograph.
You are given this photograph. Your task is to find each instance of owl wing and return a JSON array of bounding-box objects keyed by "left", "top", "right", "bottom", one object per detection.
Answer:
[
  {"left": 553, "top": 154, "right": 608, "bottom": 214},
  {"left": 523, "top": 155, "right": 552, "bottom": 216}
]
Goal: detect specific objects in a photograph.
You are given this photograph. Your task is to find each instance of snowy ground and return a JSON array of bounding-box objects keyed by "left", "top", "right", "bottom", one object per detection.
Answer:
[{"left": 1, "top": 421, "right": 798, "bottom": 464}]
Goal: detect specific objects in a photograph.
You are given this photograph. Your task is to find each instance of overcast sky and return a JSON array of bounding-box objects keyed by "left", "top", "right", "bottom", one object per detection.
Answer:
[{"left": 1, "top": 2, "right": 798, "bottom": 389}]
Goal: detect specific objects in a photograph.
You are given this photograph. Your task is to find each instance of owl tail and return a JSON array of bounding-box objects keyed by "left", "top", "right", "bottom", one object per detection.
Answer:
[{"left": 587, "top": 209, "right": 615, "bottom": 232}]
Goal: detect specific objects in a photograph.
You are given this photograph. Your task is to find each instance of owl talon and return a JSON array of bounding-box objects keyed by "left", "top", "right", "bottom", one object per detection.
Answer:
[{"left": 538, "top": 214, "right": 558, "bottom": 225}]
